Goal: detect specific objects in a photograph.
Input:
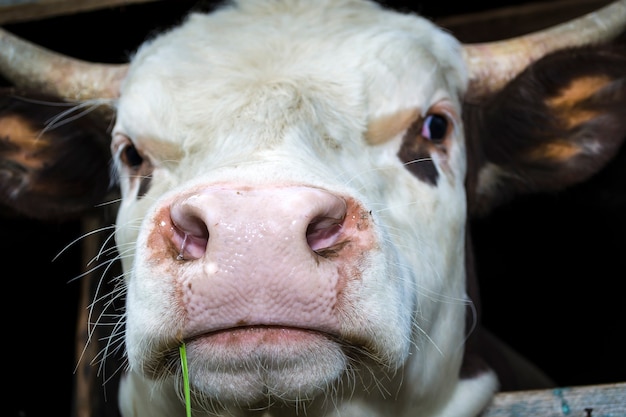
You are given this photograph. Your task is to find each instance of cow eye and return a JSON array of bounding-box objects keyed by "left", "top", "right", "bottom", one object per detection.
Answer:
[
  {"left": 120, "top": 142, "right": 144, "bottom": 169},
  {"left": 421, "top": 114, "right": 448, "bottom": 142}
]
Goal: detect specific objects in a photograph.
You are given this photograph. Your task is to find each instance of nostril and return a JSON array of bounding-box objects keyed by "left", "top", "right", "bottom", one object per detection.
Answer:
[
  {"left": 166, "top": 186, "right": 350, "bottom": 261},
  {"left": 171, "top": 213, "right": 209, "bottom": 261},
  {"left": 306, "top": 217, "right": 344, "bottom": 255}
]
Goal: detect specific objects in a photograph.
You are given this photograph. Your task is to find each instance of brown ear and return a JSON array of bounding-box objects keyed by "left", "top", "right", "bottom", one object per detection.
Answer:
[
  {"left": 465, "top": 43, "right": 626, "bottom": 217},
  {"left": 0, "top": 88, "right": 112, "bottom": 220}
]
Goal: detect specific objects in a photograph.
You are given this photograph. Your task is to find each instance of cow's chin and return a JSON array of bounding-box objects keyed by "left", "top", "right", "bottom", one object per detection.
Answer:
[{"left": 185, "top": 326, "right": 347, "bottom": 406}]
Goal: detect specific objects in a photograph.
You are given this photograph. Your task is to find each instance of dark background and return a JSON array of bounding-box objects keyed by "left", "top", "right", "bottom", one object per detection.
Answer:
[{"left": 2, "top": 1, "right": 624, "bottom": 416}]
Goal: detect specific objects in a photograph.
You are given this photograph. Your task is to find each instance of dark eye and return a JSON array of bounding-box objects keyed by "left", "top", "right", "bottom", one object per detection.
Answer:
[
  {"left": 421, "top": 114, "right": 448, "bottom": 142},
  {"left": 121, "top": 142, "right": 144, "bottom": 169}
]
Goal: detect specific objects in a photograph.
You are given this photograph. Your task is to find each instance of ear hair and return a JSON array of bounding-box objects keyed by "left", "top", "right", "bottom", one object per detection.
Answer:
[
  {"left": 465, "top": 42, "right": 626, "bottom": 217},
  {"left": 0, "top": 88, "right": 111, "bottom": 220}
]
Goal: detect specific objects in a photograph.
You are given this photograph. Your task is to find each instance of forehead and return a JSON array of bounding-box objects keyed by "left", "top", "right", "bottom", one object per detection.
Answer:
[{"left": 116, "top": 0, "right": 467, "bottom": 142}]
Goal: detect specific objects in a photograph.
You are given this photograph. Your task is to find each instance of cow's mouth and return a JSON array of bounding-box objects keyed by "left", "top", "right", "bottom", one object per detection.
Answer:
[
  {"left": 182, "top": 325, "right": 343, "bottom": 366},
  {"left": 189, "top": 324, "right": 332, "bottom": 346},
  {"left": 173, "top": 325, "right": 348, "bottom": 405}
]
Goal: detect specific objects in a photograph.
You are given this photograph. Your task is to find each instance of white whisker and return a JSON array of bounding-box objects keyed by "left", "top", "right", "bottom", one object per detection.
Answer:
[
  {"left": 41, "top": 99, "right": 111, "bottom": 133},
  {"left": 53, "top": 224, "right": 116, "bottom": 263}
]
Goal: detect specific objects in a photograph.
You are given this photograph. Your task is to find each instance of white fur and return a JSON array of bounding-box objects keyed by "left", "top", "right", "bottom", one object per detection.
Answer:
[{"left": 111, "top": 1, "right": 497, "bottom": 416}]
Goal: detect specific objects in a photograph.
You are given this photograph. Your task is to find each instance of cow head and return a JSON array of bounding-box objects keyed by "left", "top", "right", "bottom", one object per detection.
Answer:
[{"left": 1, "top": 1, "right": 624, "bottom": 417}]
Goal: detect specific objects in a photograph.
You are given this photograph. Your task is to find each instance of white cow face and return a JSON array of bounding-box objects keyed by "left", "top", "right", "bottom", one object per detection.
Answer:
[
  {"left": 2, "top": 0, "right": 624, "bottom": 416},
  {"left": 111, "top": 1, "right": 478, "bottom": 416}
]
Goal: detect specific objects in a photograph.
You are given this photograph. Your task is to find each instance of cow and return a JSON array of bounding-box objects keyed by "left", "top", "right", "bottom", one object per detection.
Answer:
[{"left": 1, "top": 1, "right": 625, "bottom": 416}]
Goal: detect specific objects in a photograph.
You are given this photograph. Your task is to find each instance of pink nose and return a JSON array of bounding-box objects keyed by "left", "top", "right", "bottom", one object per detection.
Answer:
[
  {"left": 168, "top": 186, "right": 349, "bottom": 261},
  {"left": 152, "top": 185, "right": 375, "bottom": 337}
]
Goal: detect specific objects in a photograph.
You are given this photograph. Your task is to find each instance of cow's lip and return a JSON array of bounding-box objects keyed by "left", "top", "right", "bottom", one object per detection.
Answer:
[
  {"left": 170, "top": 324, "right": 347, "bottom": 365},
  {"left": 185, "top": 324, "right": 338, "bottom": 345},
  {"left": 177, "top": 326, "right": 342, "bottom": 370}
]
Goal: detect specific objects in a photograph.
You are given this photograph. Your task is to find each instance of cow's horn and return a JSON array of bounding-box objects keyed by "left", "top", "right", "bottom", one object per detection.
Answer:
[
  {"left": 0, "top": 27, "right": 128, "bottom": 102},
  {"left": 463, "top": 0, "right": 626, "bottom": 101}
]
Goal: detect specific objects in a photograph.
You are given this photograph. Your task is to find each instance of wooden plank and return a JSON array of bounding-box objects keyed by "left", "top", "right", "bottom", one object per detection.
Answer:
[
  {"left": 482, "top": 383, "right": 626, "bottom": 417},
  {"left": 0, "top": 0, "right": 164, "bottom": 24}
]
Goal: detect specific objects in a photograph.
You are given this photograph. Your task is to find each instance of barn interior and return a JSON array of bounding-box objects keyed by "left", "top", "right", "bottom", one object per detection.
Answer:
[{"left": 1, "top": 1, "right": 624, "bottom": 416}]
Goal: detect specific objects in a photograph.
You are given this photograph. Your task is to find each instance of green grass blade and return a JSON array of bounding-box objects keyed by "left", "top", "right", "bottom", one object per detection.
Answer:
[{"left": 179, "top": 343, "right": 192, "bottom": 417}]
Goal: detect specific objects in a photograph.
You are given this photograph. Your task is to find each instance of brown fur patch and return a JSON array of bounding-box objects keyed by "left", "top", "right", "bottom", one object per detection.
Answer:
[
  {"left": 365, "top": 108, "right": 419, "bottom": 145},
  {"left": 398, "top": 118, "right": 439, "bottom": 185},
  {"left": 0, "top": 114, "right": 49, "bottom": 170},
  {"left": 527, "top": 141, "right": 582, "bottom": 162},
  {"left": 546, "top": 76, "right": 611, "bottom": 129}
]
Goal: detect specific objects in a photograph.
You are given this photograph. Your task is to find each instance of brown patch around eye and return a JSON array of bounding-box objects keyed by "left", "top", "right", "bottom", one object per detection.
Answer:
[
  {"left": 365, "top": 108, "right": 419, "bottom": 145},
  {"left": 545, "top": 76, "right": 610, "bottom": 129},
  {"left": 138, "top": 173, "right": 153, "bottom": 199},
  {"left": 398, "top": 117, "right": 439, "bottom": 186}
]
